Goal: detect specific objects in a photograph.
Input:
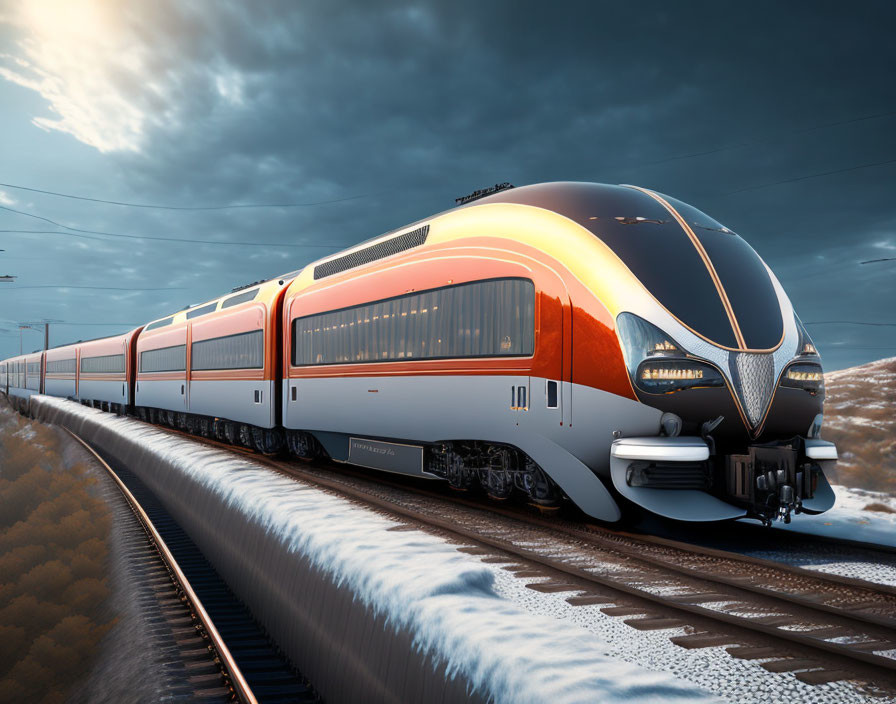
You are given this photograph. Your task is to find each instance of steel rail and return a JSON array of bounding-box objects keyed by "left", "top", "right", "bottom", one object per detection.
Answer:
[{"left": 66, "top": 429, "right": 259, "bottom": 704}]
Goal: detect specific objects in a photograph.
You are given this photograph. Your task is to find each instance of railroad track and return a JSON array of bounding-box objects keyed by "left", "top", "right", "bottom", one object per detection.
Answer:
[
  {"left": 68, "top": 431, "right": 317, "bottom": 704},
  {"left": 258, "top": 456, "right": 896, "bottom": 694},
  {"left": 144, "top": 423, "right": 896, "bottom": 694}
]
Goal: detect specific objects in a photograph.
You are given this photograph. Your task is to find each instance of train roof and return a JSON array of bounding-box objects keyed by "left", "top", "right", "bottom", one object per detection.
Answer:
[
  {"left": 298, "top": 181, "right": 786, "bottom": 352},
  {"left": 143, "top": 270, "right": 301, "bottom": 330}
]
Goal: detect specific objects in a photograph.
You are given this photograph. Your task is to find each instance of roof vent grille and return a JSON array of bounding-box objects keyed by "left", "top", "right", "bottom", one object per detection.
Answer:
[{"left": 313, "top": 225, "right": 429, "bottom": 280}]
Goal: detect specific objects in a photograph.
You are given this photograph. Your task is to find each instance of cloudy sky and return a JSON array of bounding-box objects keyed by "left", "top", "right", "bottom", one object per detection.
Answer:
[{"left": 0, "top": 0, "right": 893, "bottom": 370}]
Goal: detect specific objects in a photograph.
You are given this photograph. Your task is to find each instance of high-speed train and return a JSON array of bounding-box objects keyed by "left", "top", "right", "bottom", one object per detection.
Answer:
[{"left": 0, "top": 182, "right": 837, "bottom": 524}]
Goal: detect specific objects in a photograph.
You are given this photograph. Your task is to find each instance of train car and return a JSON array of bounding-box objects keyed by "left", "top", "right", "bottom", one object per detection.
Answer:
[
  {"left": 135, "top": 275, "right": 296, "bottom": 451},
  {"left": 44, "top": 341, "right": 79, "bottom": 400},
  {"left": 0, "top": 360, "right": 6, "bottom": 395},
  {"left": 24, "top": 351, "right": 44, "bottom": 397},
  {"left": 280, "top": 182, "right": 836, "bottom": 525},
  {"left": 76, "top": 330, "right": 142, "bottom": 412}
]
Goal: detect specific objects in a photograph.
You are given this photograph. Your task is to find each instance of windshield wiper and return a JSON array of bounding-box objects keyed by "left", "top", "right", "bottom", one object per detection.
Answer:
[
  {"left": 691, "top": 222, "right": 736, "bottom": 235},
  {"left": 613, "top": 216, "right": 669, "bottom": 225}
]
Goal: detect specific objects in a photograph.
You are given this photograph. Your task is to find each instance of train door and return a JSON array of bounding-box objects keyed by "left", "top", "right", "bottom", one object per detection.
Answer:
[
  {"left": 185, "top": 323, "right": 192, "bottom": 411},
  {"left": 516, "top": 273, "right": 570, "bottom": 431}
]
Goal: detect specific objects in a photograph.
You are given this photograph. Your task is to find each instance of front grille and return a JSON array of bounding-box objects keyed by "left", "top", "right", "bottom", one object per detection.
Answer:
[
  {"left": 732, "top": 352, "right": 775, "bottom": 427},
  {"left": 626, "top": 461, "right": 712, "bottom": 490}
]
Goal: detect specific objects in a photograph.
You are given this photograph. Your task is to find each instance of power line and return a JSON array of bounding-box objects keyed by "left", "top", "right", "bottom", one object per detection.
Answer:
[
  {"left": 805, "top": 320, "right": 896, "bottom": 327},
  {"left": 633, "top": 109, "right": 896, "bottom": 170},
  {"left": 0, "top": 228, "right": 108, "bottom": 241},
  {"left": 0, "top": 181, "right": 379, "bottom": 211},
  {"left": 719, "top": 156, "right": 896, "bottom": 196},
  {"left": 46, "top": 321, "right": 138, "bottom": 326},
  {"left": 861, "top": 257, "right": 896, "bottom": 264},
  {"left": 0, "top": 205, "right": 350, "bottom": 249},
  {"left": 3, "top": 285, "right": 185, "bottom": 291}
]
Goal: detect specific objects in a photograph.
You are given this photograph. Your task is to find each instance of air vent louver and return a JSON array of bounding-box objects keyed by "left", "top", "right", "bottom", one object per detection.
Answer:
[{"left": 313, "top": 225, "right": 429, "bottom": 280}]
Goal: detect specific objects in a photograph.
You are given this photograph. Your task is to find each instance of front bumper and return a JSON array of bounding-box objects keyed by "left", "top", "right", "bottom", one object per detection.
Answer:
[{"left": 610, "top": 436, "right": 836, "bottom": 523}]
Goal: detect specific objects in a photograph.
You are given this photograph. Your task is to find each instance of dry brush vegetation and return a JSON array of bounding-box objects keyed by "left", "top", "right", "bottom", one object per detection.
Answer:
[
  {"left": 0, "top": 402, "right": 114, "bottom": 704},
  {"left": 823, "top": 356, "right": 896, "bottom": 495}
]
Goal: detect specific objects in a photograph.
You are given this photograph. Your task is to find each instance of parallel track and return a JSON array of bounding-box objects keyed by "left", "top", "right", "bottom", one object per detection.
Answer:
[{"left": 68, "top": 431, "right": 317, "bottom": 704}]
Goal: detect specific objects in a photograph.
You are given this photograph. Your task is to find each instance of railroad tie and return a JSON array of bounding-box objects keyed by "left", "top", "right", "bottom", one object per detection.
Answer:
[
  {"left": 456, "top": 546, "right": 491, "bottom": 555},
  {"left": 795, "top": 669, "right": 856, "bottom": 685},
  {"left": 624, "top": 617, "right": 686, "bottom": 631},
  {"left": 601, "top": 606, "right": 648, "bottom": 617},
  {"left": 726, "top": 646, "right": 780, "bottom": 660},
  {"left": 760, "top": 658, "right": 819, "bottom": 673},
  {"left": 526, "top": 581, "right": 583, "bottom": 594},
  {"left": 667, "top": 592, "right": 729, "bottom": 604},
  {"left": 192, "top": 687, "right": 233, "bottom": 700},
  {"left": 566, "top": 594, "right": 614, "bottom": 606},
  {"left": 670, "top": 633, "right": 738, "bottom": 649}
]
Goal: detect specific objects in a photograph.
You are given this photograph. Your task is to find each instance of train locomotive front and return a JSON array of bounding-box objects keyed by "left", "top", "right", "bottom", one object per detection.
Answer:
[{"left": 282, "top": 181, "right": 836, "bottom": 524}]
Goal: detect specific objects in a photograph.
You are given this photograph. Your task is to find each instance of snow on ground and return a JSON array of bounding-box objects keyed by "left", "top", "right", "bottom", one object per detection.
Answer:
[
  {"left": 33, "top": 397, "right": 717, "bottom": 704},
  {"left": 774, "top": 484, "right": 896, "bottom": 550},
  {"left": 735, "top": 484, "right": 896, "bottom": 586}
]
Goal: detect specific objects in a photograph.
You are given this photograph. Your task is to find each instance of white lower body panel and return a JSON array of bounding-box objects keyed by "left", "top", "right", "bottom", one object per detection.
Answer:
[
  {"left": 189, "top": 379, "right": 275, "bottom": 428},
  {"left": 136, "top": 379, "right": 186, "bottom": 413},
  {"left": 45, "top": 378, "right": 77, "bottom": 399},
  {"left": 79, "top": 378, "right": 127, "bottom": 406}
]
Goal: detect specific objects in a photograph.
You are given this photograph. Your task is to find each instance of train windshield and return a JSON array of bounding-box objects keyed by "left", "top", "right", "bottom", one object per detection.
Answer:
[{"left": 473, "top": 182, "right": 784, "bottom": 351}]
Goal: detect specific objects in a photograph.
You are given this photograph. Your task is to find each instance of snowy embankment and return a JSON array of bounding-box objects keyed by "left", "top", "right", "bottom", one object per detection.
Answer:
[{"left": 29, "top": 395, "right": 716, "bottom": 704}]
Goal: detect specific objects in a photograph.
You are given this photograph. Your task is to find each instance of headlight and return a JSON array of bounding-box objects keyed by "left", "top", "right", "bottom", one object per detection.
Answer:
[
  {"left": 781, "top": 362, "right": 824, "bottom": 394},
  {"left": 617, "top": 313, "right": 725, "bottom": 394},
  {"left": 636, "top": 359, "right": 725, "bottom": 393}
]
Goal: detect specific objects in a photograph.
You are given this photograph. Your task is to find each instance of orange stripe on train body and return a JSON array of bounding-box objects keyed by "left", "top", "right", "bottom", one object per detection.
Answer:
[{"left": 283, "top": 207, "right": 637, "bottom": 400}]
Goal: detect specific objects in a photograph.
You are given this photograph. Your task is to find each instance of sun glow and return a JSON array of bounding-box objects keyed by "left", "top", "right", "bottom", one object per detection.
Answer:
[
  {"left": 22, "top": 0, "right": 109, "bottom": 42},
  {"left": 0, "top": 0, "right": 148, "bottom": 152}
]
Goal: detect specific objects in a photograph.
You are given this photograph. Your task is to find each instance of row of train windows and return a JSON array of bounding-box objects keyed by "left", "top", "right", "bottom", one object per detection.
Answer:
[
  {"left": 291, "top": 277, "right": 535, "bottom": 366},
  {"left": 144, "top": 288, "right": 260, "bottom": 331},
  {"left": 140, "top": 330, "right": 264, "bottom": 372}
]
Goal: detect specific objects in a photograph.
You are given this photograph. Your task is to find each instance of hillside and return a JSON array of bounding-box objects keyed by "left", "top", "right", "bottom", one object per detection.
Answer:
[{"left": 822, "top": 356, "right": 896, "bottom": 494}]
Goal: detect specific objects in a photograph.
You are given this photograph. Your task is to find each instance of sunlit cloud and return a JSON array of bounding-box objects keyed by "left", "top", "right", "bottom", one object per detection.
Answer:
[
  {"left": 0, "top": 0, "right": 158, "bottom": 152},
  {"left": 0, "top": 189, "right": 16, "bottom": 205}
]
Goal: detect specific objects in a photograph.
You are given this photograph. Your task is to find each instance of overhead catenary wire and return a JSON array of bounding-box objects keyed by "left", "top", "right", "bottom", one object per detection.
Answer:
[
  {"left": 3, "top": 285, "right": 185, "bottom": 291},
  {"left": 0, "top": 181, "right": 379, "bottom": 211},
  {"left": 718, "top": 156, "right": 896, "bottom": 196},
  {"left": 631, "top": 108, "right": 896, "bottom": 170},
  {"left": 804, "top": 320, "right": 896, "bottom": 327},
  {"left": 0, "top": 205, "right": 349, "bottom": 249}
]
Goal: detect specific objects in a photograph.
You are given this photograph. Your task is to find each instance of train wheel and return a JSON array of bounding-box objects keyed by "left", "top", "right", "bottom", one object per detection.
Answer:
[
  {"left": 286, "top": 430, "right": 318, "bottom": 460},
  {"left": 445, "top": 450, "right": 474, "bottom": 491},
  {"left": 518, "top": 458, "right": 561, "bottom": 507},
  {"left": 481, "top": 448, "right": 514, "bottom": 500},
  {"left": 197, "top": 417, "right": 211, "bottom": 437},
  {"left": 252, "top": 427, "right": 284, "bottom": 455},
  {"left": 223, "top": 421, "right": 238, "bottom": 444},
  {"left": 238, "top": 424, "right": 253, "bottom": 448},
  {"left": 184, "top": 415, "right": 198, "bottom": 434}
]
